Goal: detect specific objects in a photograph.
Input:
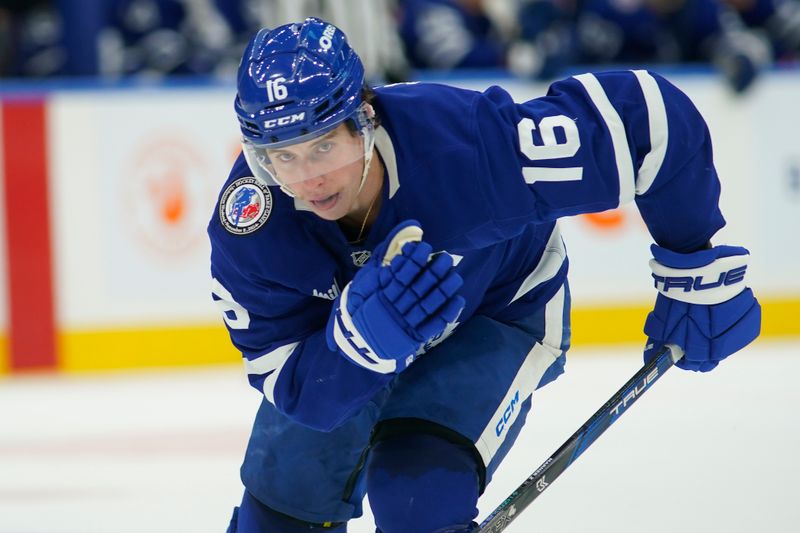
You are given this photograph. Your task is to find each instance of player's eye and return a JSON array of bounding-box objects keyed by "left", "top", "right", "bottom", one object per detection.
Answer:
[
  {"left": 316, "top": 142, "right": 333, "bottom": 154},
  {"left": 275, "top": 152, "right": 295, "bottom": 163}
]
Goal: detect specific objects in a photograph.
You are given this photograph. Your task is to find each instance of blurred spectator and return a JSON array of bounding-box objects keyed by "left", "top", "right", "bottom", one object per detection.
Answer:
[
  {"left": 248, "top": 0, "right": 409, "bottom": 83},
  {"left": 0, "top": 0, "right": 67, "bottom": 77},
  {"left": 98, "top": 0, "right": 226, "bottom": 77},
  {"left": 395, "top": 0, "right": 569, "bottom": 79},
  {"left": 0, "top": 0, "right": 783, "bottom": 92},
  {"left": 397, "top": 0, "right": 508, "bottom": 69},
  {"left": 1, "top": 0, "right": 407, "bottom": 82},
  {"left": 100, "top": 0, "right": 409, "bottom": 81},
  {"left": 723, "top": 0, "right": 800, "bottom": 60},
  {"left": 509, "top": 0, "right": 575, "bottom": 79},
  {"left": 581, "top": 0, "right": 771, "bottom": 91},
  {"left": 397, "top": 0, "right": 770, "bottom": 92},
  {"left": 99, "top": 0, "right": 297, "bottom": 79},
  {"left": 0, "top": 0, "right": 235, "bottom": 79},
  {"left": 511, "top": 0, "right": 773, "bottom": 92}
]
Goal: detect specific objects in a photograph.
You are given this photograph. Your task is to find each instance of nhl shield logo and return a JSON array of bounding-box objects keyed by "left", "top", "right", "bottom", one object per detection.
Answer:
[
  {"left": 351, "top": 250, "right": 371, "bottom": 267},
  {"left": 220, "top": 177, "right": 272, "bottom": 235}
]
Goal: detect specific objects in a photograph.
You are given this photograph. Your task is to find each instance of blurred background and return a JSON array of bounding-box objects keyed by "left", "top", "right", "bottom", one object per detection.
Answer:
[{"left": 0, "top": 1, "right": 798, "bottom": 531}]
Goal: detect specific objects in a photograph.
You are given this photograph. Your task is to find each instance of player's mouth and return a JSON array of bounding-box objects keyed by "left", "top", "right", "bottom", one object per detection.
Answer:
[{"left": 310, "top": 193, "right": 339, "bottom": 211}]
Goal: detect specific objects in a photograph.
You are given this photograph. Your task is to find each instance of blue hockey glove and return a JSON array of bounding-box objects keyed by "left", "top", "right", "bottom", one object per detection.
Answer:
[
  {"left": 327, "top": 221, "right": 466, "bottom": 374},
  {"left": 643, "top": 244, "right": 761, "bottom": 372},
  {"left": 711, "top": 30, "right": 771, "bottom": 93}
]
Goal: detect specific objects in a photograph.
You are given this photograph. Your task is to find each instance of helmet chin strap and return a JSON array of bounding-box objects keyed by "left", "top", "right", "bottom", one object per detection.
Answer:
[
  {"left": 356, "top": 130, "right": 377, "bottom": 197},
  {"left": 277, "top": 182, "right": 297, "bottom": 198}
]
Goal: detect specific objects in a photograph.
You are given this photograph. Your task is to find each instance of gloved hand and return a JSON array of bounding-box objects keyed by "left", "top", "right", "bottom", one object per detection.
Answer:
[
  {"left": 507, "top": 28, "right": 572, "bottom": 81},
  {"left": 643, "top": 244, "right": 761, "bottom": 372},
  {"left": 711, "top": 29, "right": 772, "bottom": 93},
  {"left": 327, "top": 220, "right": 466, "bottom": 374},
  {"left": 509, "top": 0, "right": 573, "bottom": 80},
  {"left": 768, "top": 1, "right": 800, "bottom": 55}
]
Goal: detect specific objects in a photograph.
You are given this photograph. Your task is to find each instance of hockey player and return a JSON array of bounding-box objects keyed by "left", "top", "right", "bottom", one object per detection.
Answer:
[{"left": 209, "top": 17, "right": 761, "bottom": 533}]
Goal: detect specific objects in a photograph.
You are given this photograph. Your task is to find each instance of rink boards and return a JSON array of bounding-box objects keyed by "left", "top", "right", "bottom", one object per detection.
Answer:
[{"left": 0, "top": 69, "right": 798, "bottom": 372}]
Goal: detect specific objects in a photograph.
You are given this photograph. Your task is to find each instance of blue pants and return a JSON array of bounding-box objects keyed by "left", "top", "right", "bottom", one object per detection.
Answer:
[{"left": 235, "top": 283, "right": 571, "bottom": 527}]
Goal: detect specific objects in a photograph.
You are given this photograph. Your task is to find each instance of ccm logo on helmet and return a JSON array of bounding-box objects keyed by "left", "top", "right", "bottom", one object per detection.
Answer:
[
  {"left": 319, "top": 24, "right": 336, "bottom": 51},
  {"left": 263, "top": 112, "right": 306, "bottom": 129}
]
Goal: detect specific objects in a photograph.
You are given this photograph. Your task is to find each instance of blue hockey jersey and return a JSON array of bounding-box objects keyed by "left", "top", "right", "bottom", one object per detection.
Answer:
[{"left": 208, "top": 70, "right": 725, "bottom": 431}]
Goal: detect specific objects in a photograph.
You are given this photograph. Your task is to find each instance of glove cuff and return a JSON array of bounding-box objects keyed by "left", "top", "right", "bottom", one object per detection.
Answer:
[
  {"left": 330, "top": 284, "right": 399, "bottom": 374},
  {"left": 649, "top": 253, "right": 749, "bottom": 305}
]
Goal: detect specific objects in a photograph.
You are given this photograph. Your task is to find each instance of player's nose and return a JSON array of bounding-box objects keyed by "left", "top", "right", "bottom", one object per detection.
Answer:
[
  {"left": 299, "top": 173, "right": 327, "bottom": 191},
  {"left": 296, "top": 159, "right": 328, "bottom": 184}
]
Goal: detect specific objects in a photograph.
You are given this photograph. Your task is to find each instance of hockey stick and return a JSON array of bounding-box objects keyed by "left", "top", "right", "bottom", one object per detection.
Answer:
[{"left": 477, "top": 343, "right": 685, "bottom": 533}]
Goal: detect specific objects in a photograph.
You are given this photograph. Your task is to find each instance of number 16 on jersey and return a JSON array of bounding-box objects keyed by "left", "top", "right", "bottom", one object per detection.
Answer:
[{"left": 518, "top": 115, "right": 582, "bottom": 184}]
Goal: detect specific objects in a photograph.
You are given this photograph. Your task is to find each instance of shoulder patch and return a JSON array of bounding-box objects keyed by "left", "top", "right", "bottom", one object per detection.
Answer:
[{"left": 219, "top": 177, "right": 272, "bottom": 235}]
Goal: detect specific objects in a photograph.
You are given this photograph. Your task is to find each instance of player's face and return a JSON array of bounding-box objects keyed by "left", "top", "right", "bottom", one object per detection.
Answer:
[{"left": 266, "top": 124, "right": 366, "bottom": 220}]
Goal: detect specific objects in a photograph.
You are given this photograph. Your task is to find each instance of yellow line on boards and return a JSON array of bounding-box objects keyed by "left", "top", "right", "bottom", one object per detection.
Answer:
[
  {"left": 58, "top": 325, "right": 241, "bottom": 372},
  {"left": 0, "top": 335, "right": 8, "bottom": 374},
  {"left": 572, "top": 296, "right": 798, "bottom": 345},
  {"left": 571, "top": 305, "right": 650, "bottom": 345},
  {"left": 0, "top": 297, "right": 794, "bottom": 374},
  {"left": 758, "top": 298, "right": 800, "bottom": 337}
]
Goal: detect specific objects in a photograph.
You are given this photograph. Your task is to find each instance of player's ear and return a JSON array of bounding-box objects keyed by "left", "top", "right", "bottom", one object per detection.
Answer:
[{"left": 363, "top": 103, "right": 375, "bottom": 119}]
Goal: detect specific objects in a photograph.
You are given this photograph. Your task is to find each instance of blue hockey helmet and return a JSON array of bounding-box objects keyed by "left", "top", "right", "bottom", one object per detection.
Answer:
[{"left": 235, "top": 18, "right": 376, "bottom": 193}]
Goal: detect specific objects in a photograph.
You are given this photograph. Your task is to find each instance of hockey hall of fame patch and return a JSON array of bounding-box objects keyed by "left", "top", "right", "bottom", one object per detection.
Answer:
[{"left": 220, "top": 177, "right": 273, "bottom": 235}]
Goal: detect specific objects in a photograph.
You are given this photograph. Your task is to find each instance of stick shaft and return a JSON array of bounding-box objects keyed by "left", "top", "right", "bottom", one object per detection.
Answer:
[{"left": 478, "top": 344, "right": 683, "bottom": 533}]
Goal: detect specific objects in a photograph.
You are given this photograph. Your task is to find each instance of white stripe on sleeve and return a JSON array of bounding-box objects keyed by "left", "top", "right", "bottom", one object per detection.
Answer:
[
  {"left": 474, "top": 285, "right": 567, "bottom": 466},
  {"left": 573, "top": 73, "right": 635, "bottom": 205},
  {"left": 631, "top": 70, "right": 668, "bottom": 195},
  {"left": 509, "top": 224, "right": 566, "bottom": 305},
  {"left": 244, "top": 341, "right": 299, "bottom": 405}
]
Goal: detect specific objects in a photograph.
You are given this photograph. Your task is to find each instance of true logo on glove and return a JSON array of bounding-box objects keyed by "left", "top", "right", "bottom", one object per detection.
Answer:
[{"left": 652, "top": 265, "right": 747, "bottom": 293}]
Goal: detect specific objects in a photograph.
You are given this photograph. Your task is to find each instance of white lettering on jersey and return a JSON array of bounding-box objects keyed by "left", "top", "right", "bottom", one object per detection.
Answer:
[
  {"left": 313, "top": 279, "right": 341, "bottom": 300},
  {"left": 518, "top": 115, "right": 583, "bottom": 184},
  {"left": 211, "top": 278, "right": 250, "bottom": 329}
]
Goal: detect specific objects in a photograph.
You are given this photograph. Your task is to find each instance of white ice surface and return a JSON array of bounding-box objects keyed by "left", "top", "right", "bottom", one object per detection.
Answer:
[{"left": 0, "top": 340, "right": 797, "bottom": 533}]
